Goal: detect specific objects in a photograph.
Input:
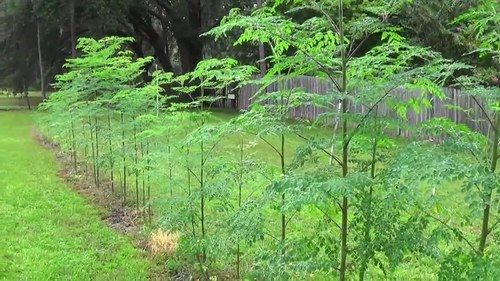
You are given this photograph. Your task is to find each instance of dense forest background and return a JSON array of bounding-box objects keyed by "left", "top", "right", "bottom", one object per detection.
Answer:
[{"left": 0, "top": 0, "right": 498, "bottom": 96}]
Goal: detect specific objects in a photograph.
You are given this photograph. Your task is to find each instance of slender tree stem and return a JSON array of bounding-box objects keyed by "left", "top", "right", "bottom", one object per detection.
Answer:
[
  {"left": 279, "top": 86, "right": 287, "bottom": 257},
  {"left": 95, "top": 115, "right": 100, "bottom": 188},
  {"left": 83, "top": 123, "right": 88, "bottom": 179},
  {"left": 121, "top": 112, "right": 127, "bottom": 205},
  {"left": 236, "top": 139, "right": 244, "bottom": 279},
  {"left": 36, "top": 17, "right": 46, "bottom": 98},
  {"left": 338, "top": 1, "right": 349, "bottom": 280},
  {"left": 89, "top": 116, "right": 97, "bottom": 186},
  {"left": 71, "top": 120, "right": 77, "bottom": 171},
  {"left": 107, "top": 110, "right": 114, "bottom": 193},
  {"left": 200, "top": 81, "right": 207, "bottom": 264},
  {"left": 147, "top": 142, "right": 151, "bottom": 223},
  {"left": 360, "top": 107, "right": 378, "bottom": 280},
  {"left": 479, "top": 110, "right": 499, "bottom": 254},
  {"left": 281, "top": 133, "right": 286, "bottom": 251},
  {"left": 168, "top": 142, "right": 173, "bottom": 197},
  {"left": 69, "top": 0, "right": 76, "bottom": 57},
  {"left": 142, "top": 142, "right": 146, "bottom": 208},
  {"left": 134, "top": 124, "right": 139, "bottom": 212}
]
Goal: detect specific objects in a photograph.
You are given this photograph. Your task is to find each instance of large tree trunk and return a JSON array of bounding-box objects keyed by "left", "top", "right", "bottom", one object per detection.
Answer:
[
  {"left": 172, "top": 0, "right": 203, "bottom": 73},
  {"left": 177, "top": 39, "right": 203, "bottom": 73},
  {"left": 150, "top": 35, "right": 173, "bottom": 72},
  {"left": 127, "top": 0, "right": 212, "bottom": 74},
  {"left": 128, "top": 6, "right": 173, "bottom": 72}
]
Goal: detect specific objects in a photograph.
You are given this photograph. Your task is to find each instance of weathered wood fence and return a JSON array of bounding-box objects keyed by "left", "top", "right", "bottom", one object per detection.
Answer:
[{"left": 220, "top": 76, "right": 492, "bottom": 136}]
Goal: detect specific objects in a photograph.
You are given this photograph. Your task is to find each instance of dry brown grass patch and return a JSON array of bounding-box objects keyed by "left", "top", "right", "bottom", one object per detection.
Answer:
[{"left": 148, "top": 229, "right": 180, "bottom": 256}]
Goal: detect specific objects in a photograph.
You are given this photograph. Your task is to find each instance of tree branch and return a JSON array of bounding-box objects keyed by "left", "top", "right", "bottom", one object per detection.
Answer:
[
  {"left": 257, "top": 22, "right": 342, "bottom": 92},
  {"left": 316, "top": 206, "right": 341, "bottom": 230},
  {"left": 202, "top": 138, "right": 222, "bottom": 165},
  {"left": 285, "top": 210, "right": 299, "bottom": 227},
  {"left": 347, "top": 34, "right": 369, "bottom": 60},
  {"left": 289, "top": 2, "right": 340, "bottom": 34},
  {"left": 243, "top": 130, "right": 283, "bottom": 158},
  {"left": 295, "top": 133, "right": 344, "bottom": 167},
  {"left": 300, "top": 51, "right": 342, "bottom": 93},
  {"left": 187, "top": 167, "right": 202, "bottom": 184},
  {"left": 263, "top": 229, "right": 280, "bottom": 242},
  {"left": 345, "top": 86, "right": 397, "bottom": 147},
  {"left": 488, "top": 217, "right": 500, "bottom": 235},
  {"left": 471, "top": 95, "right": 497, "bottom": 134},
  {"left": 337, "top": 201, "right": 343, "bottom": 211},
  {"left": 424, "top": 210, "right": 480, "bottom": 255}
]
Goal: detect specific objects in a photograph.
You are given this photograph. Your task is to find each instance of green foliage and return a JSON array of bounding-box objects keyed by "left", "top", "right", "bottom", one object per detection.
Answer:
[
  {"left": 36, "top": 0, "right": 499, "bottom": 278},
  {"left": 453, "top": 0, "right": 500, "bottom": 59}
]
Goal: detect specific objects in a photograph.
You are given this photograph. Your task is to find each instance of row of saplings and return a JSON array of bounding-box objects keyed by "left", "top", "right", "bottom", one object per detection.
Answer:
[{"left": 37, "top": 4, "right": 499, "bottom": 280}]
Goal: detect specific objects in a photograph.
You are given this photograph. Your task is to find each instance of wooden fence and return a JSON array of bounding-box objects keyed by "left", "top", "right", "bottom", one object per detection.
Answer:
[{"left": 221, "top": 76, "right": 492, "bottom": 136}]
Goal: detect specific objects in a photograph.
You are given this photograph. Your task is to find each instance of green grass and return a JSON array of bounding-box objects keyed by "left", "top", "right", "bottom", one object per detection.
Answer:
[{"left": 0, "top": 111, "right": 150, "bottom": 280}]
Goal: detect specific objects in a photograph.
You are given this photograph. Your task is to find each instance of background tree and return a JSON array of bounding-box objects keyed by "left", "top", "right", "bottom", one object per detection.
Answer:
[{"left": 0, "top": 0, "right": 258, "bottom": 92}]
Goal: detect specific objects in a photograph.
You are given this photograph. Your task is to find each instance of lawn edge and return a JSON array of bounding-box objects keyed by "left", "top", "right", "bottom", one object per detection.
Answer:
[{"left": 30, "top": 126, "right": 171, "bottom": 280}]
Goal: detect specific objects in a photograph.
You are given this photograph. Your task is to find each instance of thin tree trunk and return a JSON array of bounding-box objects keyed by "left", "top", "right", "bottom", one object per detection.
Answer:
[
  {"left": 330, "top": 101, "right": 342, "bottom": 165},
  {"left": 25, "top": 91, "right": 31, "bottom": 110},
  {"left": 141, "top": 141, "right": 146, "bottom": 208},
  {"left": 107, "top": 111, "right": 114, "bottom": 193},
  {"left": 121, "top": 112, "right": 127, "bottom": 205},
  {"left": 200, "top": 139, "right": 206, "bottom": 262},
  {"left": 89, "top": 116, "right": 97, "bottom": 186},
  {"left": 187, "top": 147, "right": 194, "bottom": 233},
  {"left": 187, "top": 147, "right": 200, "bottom": 271},
  {"left": 199, "top": 82, "right": 207, "bottom": 263},
  {"left": 71, "top": 120, "right": 77, "bottom": 171},
  {"left": 83, "top": 123, "right": 88, "bottom": 179},
  {"left": 199, "top": 141, "right": 206, "bottom": 261},
  {"left": 168, "top": 142, "right": 173, "bottom": 197},
  {"left": 256, "top": 0, "right": 266, "bottom": 77},
  {"left": 339, "top": 2, "right": 349, "bottom": 280},
  {"left": 280, "top": 133, "right": 286, "bottom": 250},
  {"left": 69, "top": 0, "right": 76, "bottom": 58},
  {"left": 479, "top": 111, "right": 499, "bottom": 254},
  {"left": 278, "top": 88, "right": 287, "bottom": 257},
  {"left": 236, "top": 139, "right": 244, "bottom": 279},
  {"left": 36, "top": 17, "right": 46, "bottom": 99},
  {"left": 134, "top": 124, "right": 139, "bottom": 212},
  {"left": 95, "top": 115, "right": 100, "bottom": 188},
  {"left": 147, "top": 142, "right": 151, "bottom": 223},
  {"left": 359, "top": 107, "right": 378, "bottom": 281}
]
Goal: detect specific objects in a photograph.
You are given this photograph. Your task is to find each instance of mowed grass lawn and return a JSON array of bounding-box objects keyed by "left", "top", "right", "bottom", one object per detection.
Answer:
[{"left": 0, "top": 111, "right": 150, "bottom": 280}]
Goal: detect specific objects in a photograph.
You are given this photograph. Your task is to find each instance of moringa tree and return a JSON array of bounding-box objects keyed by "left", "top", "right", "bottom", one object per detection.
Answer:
[{"left": 206, "top": 0, "right": 465, "bottom": 278}]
